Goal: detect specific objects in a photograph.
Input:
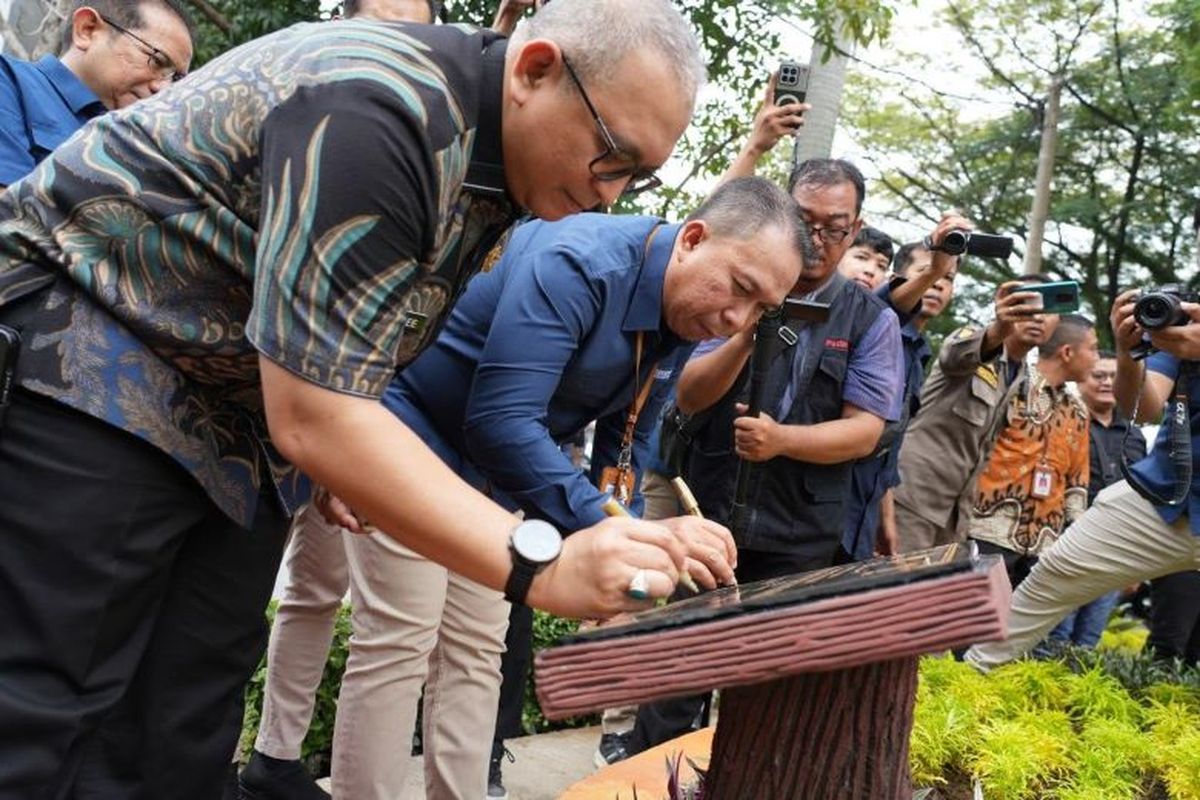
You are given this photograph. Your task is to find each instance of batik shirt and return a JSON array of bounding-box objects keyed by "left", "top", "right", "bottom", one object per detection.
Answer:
[
  {"left": 0, "top": 21, "right": 514, "bottom": 527},
  {"left": 969, "top": 370, "right": 1090, "bottom": 555}
]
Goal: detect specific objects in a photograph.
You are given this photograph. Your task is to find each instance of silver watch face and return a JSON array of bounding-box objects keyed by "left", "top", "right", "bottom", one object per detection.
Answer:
[{"left": 512, "top": 519, "right": 562, "bottom": 564}]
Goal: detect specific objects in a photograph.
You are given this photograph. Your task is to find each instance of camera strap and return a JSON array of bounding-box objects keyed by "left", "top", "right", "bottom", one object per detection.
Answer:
[{"left": 1120, "top": 360, "right": 1192, "bottom": 507}]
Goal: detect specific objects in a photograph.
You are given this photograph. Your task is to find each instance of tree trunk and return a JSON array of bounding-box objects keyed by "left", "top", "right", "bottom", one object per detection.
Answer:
[{"left": 704, "top": 656, "right": 919, "bottom": 799}]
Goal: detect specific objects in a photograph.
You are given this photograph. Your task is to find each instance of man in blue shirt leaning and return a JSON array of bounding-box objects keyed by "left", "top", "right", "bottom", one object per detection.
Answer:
[
  {"left": 314, "top": 177, "right": 805, "bottom": 799},
  {"left": 0, "top": 0, "right": 193, "bottom": 186},
  {"left": 967, "top": 288, "right": 1200, "bottom": 669}
]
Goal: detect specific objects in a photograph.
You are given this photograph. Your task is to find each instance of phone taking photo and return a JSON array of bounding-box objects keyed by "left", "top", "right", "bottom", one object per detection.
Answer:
[
  {"left": 1014, "top": 280, "right": 1080, "bottom": 314},
  {"left": 776, "top": 60, "right": 810, "bottom": 107}
]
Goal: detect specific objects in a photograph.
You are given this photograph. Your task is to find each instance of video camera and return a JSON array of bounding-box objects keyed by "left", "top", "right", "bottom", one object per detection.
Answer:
[
  {"left": 924, "top": 229, "right": 1014, "bottom": 259},
  {"left": 1134, "top": 285, "right": 1200, "bottom": 331}
]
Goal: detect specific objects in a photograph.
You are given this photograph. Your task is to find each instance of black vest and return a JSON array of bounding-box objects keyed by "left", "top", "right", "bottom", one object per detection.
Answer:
[{"left": 684, "top": 277, "right": 888, "bottom": 559}]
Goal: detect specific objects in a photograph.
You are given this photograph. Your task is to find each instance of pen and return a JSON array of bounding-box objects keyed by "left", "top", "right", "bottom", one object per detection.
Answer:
[
  {"left": 602, "top": 497, "right": 701, "bottom": 594},
  {"left": 670, "top": 476, "right": 738, "bottom": 588}
]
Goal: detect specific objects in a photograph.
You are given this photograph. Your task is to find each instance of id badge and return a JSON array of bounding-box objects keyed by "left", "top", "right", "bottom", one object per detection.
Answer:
[
  {"left": 1031, "top": 466, "right": 1054, "bottom": 499},
  {"left": 598, "top": 466, "right": 636, "bottom": 508}
]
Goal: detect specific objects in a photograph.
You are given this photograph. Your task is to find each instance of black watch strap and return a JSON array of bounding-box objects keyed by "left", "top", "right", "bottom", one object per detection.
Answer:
[{"left": 504, "top": 557, "right": 539, "bottom": 606}]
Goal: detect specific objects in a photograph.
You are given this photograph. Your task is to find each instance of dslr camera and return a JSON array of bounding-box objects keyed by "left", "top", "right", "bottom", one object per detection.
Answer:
[
  {"left": 924, "top": 229, "right": 1014, "bottom": 259},
  {"left": 1134, "top": 285, "right": 1200, "bottom": 331}
]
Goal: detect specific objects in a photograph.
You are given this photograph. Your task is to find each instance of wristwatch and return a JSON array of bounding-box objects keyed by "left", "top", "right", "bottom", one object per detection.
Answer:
[{"left": 503, "top": 519, "right": 563, "bottom": 606}]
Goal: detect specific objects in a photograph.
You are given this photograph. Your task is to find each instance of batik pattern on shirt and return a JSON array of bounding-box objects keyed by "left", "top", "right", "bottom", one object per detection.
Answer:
[{"left": 0, "top": 21, "right": 512, "bottom": 526}]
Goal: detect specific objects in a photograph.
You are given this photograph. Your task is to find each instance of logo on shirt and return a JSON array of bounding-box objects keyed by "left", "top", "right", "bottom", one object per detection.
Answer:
[{"left": 824, "top": 337, "right": 849, "bottom": 352}]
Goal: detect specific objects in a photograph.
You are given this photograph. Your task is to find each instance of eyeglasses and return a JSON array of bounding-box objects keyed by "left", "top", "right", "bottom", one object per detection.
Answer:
[
  {"left": 99, "top": 14, "right": 184, "bottom": 83},
  {"left": 560, "top": 55, "right": 662, "bottom": 197},
  {"left": 808, "top": 224, "right": 856, "bottom": 245}
]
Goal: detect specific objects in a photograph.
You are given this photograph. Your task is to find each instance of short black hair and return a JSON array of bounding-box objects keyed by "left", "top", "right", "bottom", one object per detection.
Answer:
[
  {"left": 849, "top": 225, "right": 893, "bottom": 262},
  {"left": 342, "top": 0, "right": 441, "bottom": 20},
  {"left": 786, "top": 158, "right": 866, "bottom": 216},
  {"left": 1097, "top": 349, "right": 1116, "bottom": 360},
  {"left": 1038, "top": 313, "right": 1094, "bottom": 358},
  {"left": 63, "top": 0, "right": 193, "bottom": 52},
  {"left": 892, "top": 241, "right": 930, "bottom": 276},
  {"left": 687, "top": 176, "right": 814, "bottom": 267}
]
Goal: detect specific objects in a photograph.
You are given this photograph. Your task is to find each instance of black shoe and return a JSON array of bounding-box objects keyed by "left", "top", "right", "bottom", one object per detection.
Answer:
[
  {"left": 222, "top": 761, "right": 240, "bottom": 800},
  {"left": 593, "top": 732, "right": 632, "bottom": 769},
  {"left": 487, "top": 741, "right": 514, "bottom": 800},
  {"left": 238, "top": 750, "right": 330, "bottom": 800}
]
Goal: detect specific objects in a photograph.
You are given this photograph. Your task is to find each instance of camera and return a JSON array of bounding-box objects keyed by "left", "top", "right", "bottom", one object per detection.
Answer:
[
  {"left": 1134, "top": 285, "right": 1200, "bottom": 331},
  {"left": 924, "top": 229, "right": 1014, "bottom": 259},
  {"left": 783, "top": 296, "right": 830, "bottom": 323},
  {"left": 775, "top": 60, "right": 810, "bottom": 107}
]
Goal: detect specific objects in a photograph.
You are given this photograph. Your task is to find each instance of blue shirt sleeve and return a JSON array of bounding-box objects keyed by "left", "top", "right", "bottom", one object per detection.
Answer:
[
  {"left": 461, "top": 245, "right": 611, "bottom": 533},
  {"left": 1146, "top": 351, "right": 1181, "bottom": 382},
  {"left": 844, "top": 308, "right": 904, "bottom": 421},
  {"left": 0, "top": 64, "right": 36, "bottom": 186}
]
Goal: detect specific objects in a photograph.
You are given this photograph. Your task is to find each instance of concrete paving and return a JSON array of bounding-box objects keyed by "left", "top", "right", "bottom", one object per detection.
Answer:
[{"left": 317, "top": 724, "right": 604, "bottom": 800}]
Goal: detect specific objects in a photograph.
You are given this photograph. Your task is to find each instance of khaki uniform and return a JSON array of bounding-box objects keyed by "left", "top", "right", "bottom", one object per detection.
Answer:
[{"left": 894, "top": 324, "right": 1026, "bottom": 552}]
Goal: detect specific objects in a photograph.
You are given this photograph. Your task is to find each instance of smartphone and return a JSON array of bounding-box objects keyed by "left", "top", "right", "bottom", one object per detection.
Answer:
[
  {"left": 776, "top": 60, "right": 810, "bottom": 106},
  {"left": 0, "top": 323, "right": 20, "bottom": 427},
  {"left": 783, "top": 297, "right": 830, "bottom": 323},
  {"left": 1017, "top": 280, "right": 1080, "bottom": 314}
]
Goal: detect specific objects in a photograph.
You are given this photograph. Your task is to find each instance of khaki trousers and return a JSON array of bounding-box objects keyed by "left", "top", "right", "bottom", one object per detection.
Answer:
[
  {"left": 966, "top": 481, "right": 1200, "bottom": 670},
  {"left": 331, "top": 528, "right": 509, "bottom": 800},
  {"left": 256, "top": 505, "right": 349, "bottom": 761},
  {"left": 895, "top": 498, "right": 964, "bottom": 553}
]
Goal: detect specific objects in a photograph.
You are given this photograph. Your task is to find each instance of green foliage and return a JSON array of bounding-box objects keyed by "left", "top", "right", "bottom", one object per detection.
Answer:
[
  {"left": 187, "top": 0, "right": 325, "bottom": 68},
  {"left": 521, "top": 611, "right": 600, "bottom": 734},
  {"left": 911, "top": 640, "right": 1200, "bottom": 800}
]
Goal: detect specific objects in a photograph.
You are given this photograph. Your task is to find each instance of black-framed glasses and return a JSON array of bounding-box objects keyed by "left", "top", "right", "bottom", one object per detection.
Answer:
[
  {"left": 560, "top": 55, "right": 661, "bottom": 197},
  {"left": 807, "top": 223, "right": 855, "bottom": 245},
  {"left": 99, "top": 14, "right": 184, "bottom": 83}
]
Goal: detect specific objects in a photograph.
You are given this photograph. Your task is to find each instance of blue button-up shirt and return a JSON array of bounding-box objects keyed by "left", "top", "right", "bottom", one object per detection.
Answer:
[
  {"left": 1127, "top": 352, "right": 1200, "bottom": 534},
  {"left": 0, "top": 55, "right": 105, "bottom": 185},
  {"left": 387, "top": 214, "right": 690, "bottom": 533}
]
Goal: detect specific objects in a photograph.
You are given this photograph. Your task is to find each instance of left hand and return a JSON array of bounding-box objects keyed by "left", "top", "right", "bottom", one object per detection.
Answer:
[
  {"left": 657, "top": 516, "right": 738, "bottom": 589},
  {"left": 1148, "top": 303, "right": 1200, "bottom": 360},
  {"left": 733, "top": 403, "right": 783, "bottom": 462}
]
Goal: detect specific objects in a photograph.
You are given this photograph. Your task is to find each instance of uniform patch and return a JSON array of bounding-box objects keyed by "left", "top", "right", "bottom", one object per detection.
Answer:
[
  {"left": 950, "top": 325, "right": 977, "bottom": 342},
  {"left": 825, "top": 337, "right": 849, "bottom": 352},
  {"left": 975, "top": 364, "right": 999, "bottom": 388}
]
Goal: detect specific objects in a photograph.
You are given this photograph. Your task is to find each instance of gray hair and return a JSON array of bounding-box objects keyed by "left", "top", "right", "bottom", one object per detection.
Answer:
[
  {"left": 687, "top": 177, "right": 815, "bottom": 265},
  {"left": 509, "top": 0, "right": 705, "bottom": 105}
]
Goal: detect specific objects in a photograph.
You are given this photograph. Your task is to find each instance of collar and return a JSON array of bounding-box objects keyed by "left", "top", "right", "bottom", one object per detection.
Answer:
[
  {"left": 623, "top": 221, "right": 679, "bottom": 336},
  {"left": 463, "top": 38, "right": 510, "bottom": 203},
  {"left": 34, "top": 55, "right": 104, "bottom": 116}
]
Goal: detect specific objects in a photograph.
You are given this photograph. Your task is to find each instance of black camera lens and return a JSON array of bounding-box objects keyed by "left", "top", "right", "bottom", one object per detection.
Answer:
[
  {"left": 941, "top": 230, "right": 969, "bottom": 256},
  {"left": 1134, "top": 292, "right": 1186, "bottom": 330}
]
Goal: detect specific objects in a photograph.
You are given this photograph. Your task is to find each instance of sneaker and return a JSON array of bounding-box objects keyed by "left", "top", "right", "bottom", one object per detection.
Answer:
[
  {"left": 487, "top": 741, "right": 514, "bottom": 800},
  {"left": 593, "top": 732, "right": 632, "bottom": 770},
  {"left": 238, "top": 750, "right": 330, "bottom": 800}
]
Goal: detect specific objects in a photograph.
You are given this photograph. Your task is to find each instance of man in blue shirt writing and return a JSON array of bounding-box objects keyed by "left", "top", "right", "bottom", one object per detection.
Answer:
[
  {"left": 306, "top": 177, "right": 805, "bottom": 799},
  {"left": 967, "top": 288, "right": 1200, "bottom": 669},
  {"left": 0, "top": 0, "right": 192, "bottom": 185}
]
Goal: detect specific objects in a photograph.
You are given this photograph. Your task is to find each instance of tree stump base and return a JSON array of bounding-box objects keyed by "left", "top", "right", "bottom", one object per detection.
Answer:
[{"left": 705, "top": 656, "right": 918, "bottom": 799}]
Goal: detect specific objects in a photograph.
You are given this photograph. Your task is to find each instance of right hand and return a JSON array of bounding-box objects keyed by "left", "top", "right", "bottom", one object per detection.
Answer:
[
  {"left": 745, "top": 72, "right": 809, "bottom": 157},
  {"left": 993, "top": 280, "right": 1044, "bottom": 330},
  {"left": 525, "top": 517, "right": 687, "bottom": 618},
  {"left": 1109, "top": 288, "right": 1144, "bottom": 356}
]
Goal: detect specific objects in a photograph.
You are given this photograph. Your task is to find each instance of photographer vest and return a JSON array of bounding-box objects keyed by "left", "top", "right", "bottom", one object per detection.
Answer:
[{"left": 684, "top": 276, "right": 888, "bottom": 559}]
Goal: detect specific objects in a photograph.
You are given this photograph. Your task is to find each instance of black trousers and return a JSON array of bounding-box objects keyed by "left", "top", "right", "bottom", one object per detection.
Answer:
[
  {"left": 1147, "top": 570, "right": 1200, "bottom": 667},
  {"left": 494, "top": 602, "right": 534, "bottom": 743},
  {"left": 971, "top": 539, "right": 1038, "bottom": 590},
  {"left": 0, "top": 389, "right": 289, "bottom": 799},
  {"left": 626, "top": 547, "right": 835, "bottom": 754}
]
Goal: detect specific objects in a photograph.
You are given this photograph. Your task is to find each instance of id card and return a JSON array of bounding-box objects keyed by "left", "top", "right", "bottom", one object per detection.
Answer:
[
  {"left": 1031, "top": 466, "right": 1054, "bottom": 499},
  {"left": 597, "top": 466, "right": 636, "bottom": 508}
]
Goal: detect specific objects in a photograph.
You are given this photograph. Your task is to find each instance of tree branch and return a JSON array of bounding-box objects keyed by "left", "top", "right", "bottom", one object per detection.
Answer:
[{"left": 185, "top": 0, "right": 233, "bottom": 35}]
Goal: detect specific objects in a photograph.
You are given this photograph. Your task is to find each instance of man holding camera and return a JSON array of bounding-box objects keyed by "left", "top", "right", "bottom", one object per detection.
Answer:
[
  {"left": 966, "top": 289, "right": 1200, "bottom": 670},
  {"left": 894, "top": 278, "right": 1055, "bottom": 553}
]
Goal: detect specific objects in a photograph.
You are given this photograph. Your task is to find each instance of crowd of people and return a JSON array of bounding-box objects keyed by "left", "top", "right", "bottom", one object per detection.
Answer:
[{"left": 0, "top": 1, "right": 1196, "bottom": 800}]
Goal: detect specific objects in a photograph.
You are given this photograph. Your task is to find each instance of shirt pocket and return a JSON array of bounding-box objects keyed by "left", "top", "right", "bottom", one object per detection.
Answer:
[{"left": 951, "top": 372, "right": 998, "bottom": 426}]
